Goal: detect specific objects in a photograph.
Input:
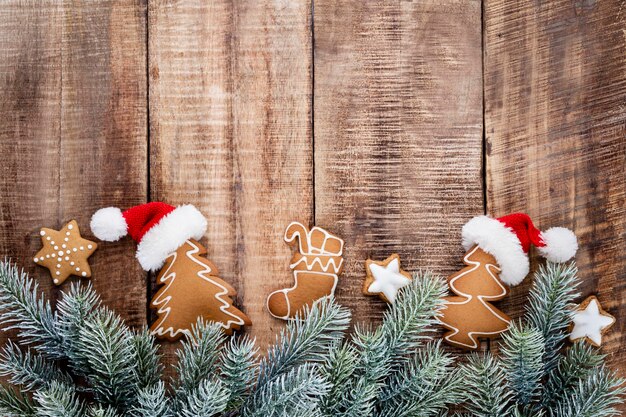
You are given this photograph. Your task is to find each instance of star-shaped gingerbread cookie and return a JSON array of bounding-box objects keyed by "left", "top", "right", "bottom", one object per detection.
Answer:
[
  {"left": 569, "top": 295, "right": 615, "bottom": 347},
  {"left": 363, "top": 254, "right": 412, "bottom": 304},
  {"left": 34, "top": 220, "right": 97, "bottom": 285}
]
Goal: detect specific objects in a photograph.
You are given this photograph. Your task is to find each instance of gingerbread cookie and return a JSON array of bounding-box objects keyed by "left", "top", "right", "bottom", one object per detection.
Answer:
[
  {"left": 569, "top": 296, "right": 615, "bottom": 347},
  {"left": 151, "top": 239, "right": 251, "bottom": 341},
  {"left": 34, "top": 220, "right": 97, "bottom": 285},
  {"left": 439, "top": 245, "right": 511, "bottom": 350},
  {"left": 363, "top": 254, "right": 411, "bottom": 303},
  {"left": 267, "top": 222, "right": 344, "bottom": 320}
]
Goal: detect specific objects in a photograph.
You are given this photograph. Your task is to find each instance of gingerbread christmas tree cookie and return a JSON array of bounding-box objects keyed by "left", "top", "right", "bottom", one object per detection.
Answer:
[
  {"left": 363, "top": 254, "right": 411, "bottom": 304},
  {"left": 34, "top": 220, "right": 97, "bottom": 285}
]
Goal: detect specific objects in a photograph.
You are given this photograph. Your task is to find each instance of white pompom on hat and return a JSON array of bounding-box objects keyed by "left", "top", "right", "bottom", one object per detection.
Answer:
[
  {"left": 90, "top": 202, "right": 207, "bottom": 272},
  {"left": 462, "top": 213, "right": 578, "bottom": 287}
]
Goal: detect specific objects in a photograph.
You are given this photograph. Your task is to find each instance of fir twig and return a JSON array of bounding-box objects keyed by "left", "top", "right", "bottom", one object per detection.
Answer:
[
  {"left": 0, "top": 340, "right": 72, "bottom": 391},
  {"left": 500, "top": 323, "right": 545, "bottom": 406},
  {"left": 0, "top": 262, "right": 63, "bottom": 358},
  {"left": 462, "top": 353, "right": 513, "bottom": 417}
]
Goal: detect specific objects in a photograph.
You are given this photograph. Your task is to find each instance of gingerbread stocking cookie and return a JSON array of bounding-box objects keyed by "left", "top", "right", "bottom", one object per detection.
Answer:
[
  {"left": 267, "top": 222, "right": 344, "bottom": 320},
  {"left": 439, "top": 213, "right": 578, "bottom": 350},
  {"left": 91, "top": 202, "right": 250, "bottom": 340}
]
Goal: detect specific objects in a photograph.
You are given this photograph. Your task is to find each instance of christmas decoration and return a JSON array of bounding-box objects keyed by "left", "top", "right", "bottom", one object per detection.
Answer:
[
  {"left": 569, "top": 295, "right": 615, "bottom": 347},
  {"left": 0, "top": 259, "right": 623, "bottom": 417},
  {"left": 90, "top": 202, "right": 250, "bottom": 339},
  {"left": 362, "top": 253, "right": 411, "bottom": 303},
  {"left": 151, "top": 239, "right": 250, "bottom": 340},
  {"left": 439, "top": 213, "right": 578, "bottom": 350},
  {"left": 33, "top": 220, "right": 97, "bottom": 286},
  {"left": 267, "top": 222, "right": 344, "bottom": 320}
]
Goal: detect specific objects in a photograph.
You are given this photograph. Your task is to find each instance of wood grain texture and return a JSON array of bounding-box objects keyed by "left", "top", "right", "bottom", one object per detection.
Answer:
[
  {"left": 484, "top": 0, "right": 626, "bottom": 394},
  {"left": 148, "top": 0, "right": 312, "bottom": 353},
  {"left": 313, "top": 0, "right": 484, "bottom": 327},
  {"left": 0, "top": 0, "right": 147, "bottom": 331}
]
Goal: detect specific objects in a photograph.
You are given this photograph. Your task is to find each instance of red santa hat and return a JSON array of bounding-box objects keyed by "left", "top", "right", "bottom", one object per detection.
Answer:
[
  {"left": 462, "top": 213, "right": 578, "bottom": 286},
  {"left": 90, "top": 202, "right": 207, "bottom": 271}
]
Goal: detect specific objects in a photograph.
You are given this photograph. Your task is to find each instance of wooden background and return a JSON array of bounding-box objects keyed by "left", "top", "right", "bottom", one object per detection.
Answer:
[{"left": 0, "top": 0, "right": 624, "bottom": 405}]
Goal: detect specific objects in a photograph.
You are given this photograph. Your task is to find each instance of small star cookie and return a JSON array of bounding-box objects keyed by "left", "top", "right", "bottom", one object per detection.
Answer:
[
  {"left": 569, "top": 296, "right": 615, "bottom": 347},
  {"left": 363, "top": 254, "right": 412, "bottom": 304},
  {"left": 34, "top": 220, "right": 97, "bottom": 286}
]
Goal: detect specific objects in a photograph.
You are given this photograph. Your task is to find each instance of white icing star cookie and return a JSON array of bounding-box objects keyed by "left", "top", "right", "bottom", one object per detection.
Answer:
[
  {"left": 363, "top": 254, "right": 412, "bottom": 304},
  {"left": 569, "top": 296, "right": 615, "bottom": 347}
]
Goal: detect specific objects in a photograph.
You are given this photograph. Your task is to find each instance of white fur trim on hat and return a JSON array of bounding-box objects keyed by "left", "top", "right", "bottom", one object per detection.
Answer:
[
  {"left": 90, "top": 207, "right": 127, "bottom": 241},
  {"left": 538, "top": 227, "right": 578, "bottom": 263},
  {"left": 136, "top": 205, "right": 207, "bottom": 271},
  {"left": 462, "top": 215, "right": 529, "bottom": 286}
]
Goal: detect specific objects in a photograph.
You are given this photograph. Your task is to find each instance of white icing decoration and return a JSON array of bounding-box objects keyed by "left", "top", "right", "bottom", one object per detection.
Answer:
[
  {"left": 54, "top": 279, "right": 59, "bottom": 284},
  {"left": 80, "top": 247, "right": 84, "bottom": 250},
  {"left": 62, "top": 244, "right": 66, "bottom": 248},
  {"left": 34, "top": 258, "right": 38, "bottom": 262},
  {"left": 68, "top": 224, "right": 73, "bottom": 230},
  {"left": 570, "top": 298, "right": 615, "bottom": 346},
  {"left": 76, "top": 267, "right": 80, "bottom": 272},
  {"left": 81, "top": 272, "right": 87, "bottom": 277},
  {"left": 46, "top": 236, "right": 51, "bottom": 240},
  {"left": 87, "top": 245, "right": 93, "bottom": 249},
  {"left": 70, "top": 261, "right": 75, "bottom": 266},
  {"left": 54, "top": 246, "right": 59, "bottom": 250},
  {"left": 40, "top": 230, "right": 46, "bottom": 236},
  {"left": 55, "top": 271, "right": 60, "bottom": 275},
  {"left": 367, "top": 258, "right": 411, "bottom": 304},
  {"left": 57, "top": 258, "right": 62, "bottom": 262}
]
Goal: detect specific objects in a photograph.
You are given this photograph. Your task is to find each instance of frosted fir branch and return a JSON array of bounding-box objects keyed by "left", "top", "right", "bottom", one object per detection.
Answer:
[
  {"left": 525, "top": 262, "right": 579, "bottom": 373},
  {"left": 55, "top": 282, "right": 101, "bottom": 374},
  {"left": 86, "top": 405, "right": 121, "bottom": 417},
  {"left": 462, "top": 353, "right": 513, "bottom": 417},
  {"left": 177, "top": 379, "right": 230, "bottom": 417},
  {"left": 551, "top": 367, "right": 625, "bottom": 417},
  {"left": 257, "top": 296, "right": 351, "bottom": 387},
  {"left": 542, "top": 341, "right": 605, "bottom": 410},
  {"left": 500, "top": 322, "right": 545, "bottom": 406},
  {"left": 174, "top": 319, "right": 226, "bottom": 398},
  {"left": 319, "top": 343, "right": 359, "bottom": 416},
  {"left": 0, "top": 340, "right": 72, "bottom": 391},
  {"left": 380, "top": 271, "right": 448, "bottom": 362},
  {"left": 33, "top": 381, "right": 85, "bottom": 417},
  {"left": 377, "top": 341, "right": 462, "bottom": 417},
  {"left": 131, "top": 329, "right": 163, "bottom": 390},
  {"left": 219, "top": 335, "right": 259, "bottom": 410},
  {"left": 0, "top": 384, "right": 36, "bottom": 417},
  {"left": 242, "top": 363, "right": 330, "bottom": 417},
  {"left": 0, "top": 261, "right": 64, "bottom": 359},
  {"left": 130, "top": 382, "right": 173, "bottom": 417},
  {"left": 335, "top": 326, "right": 389, "bottom": 417},
  {"left": 74, "top": 309, "right": 138, "bottom": 410}
]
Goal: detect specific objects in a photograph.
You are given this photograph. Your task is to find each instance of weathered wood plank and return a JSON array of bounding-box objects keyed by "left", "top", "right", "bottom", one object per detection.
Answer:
[
  {"left": 0, "top": 0, "right": 148, "bottom": 333},
  {"left": 148, "top": 0, "right": 312, "bottom": 354},
  {"left": 313, "top": 0, "right": 484, "bottom": 328},
  {"left": 484, "top": 0, "right": 626, "bottom": 395}
]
